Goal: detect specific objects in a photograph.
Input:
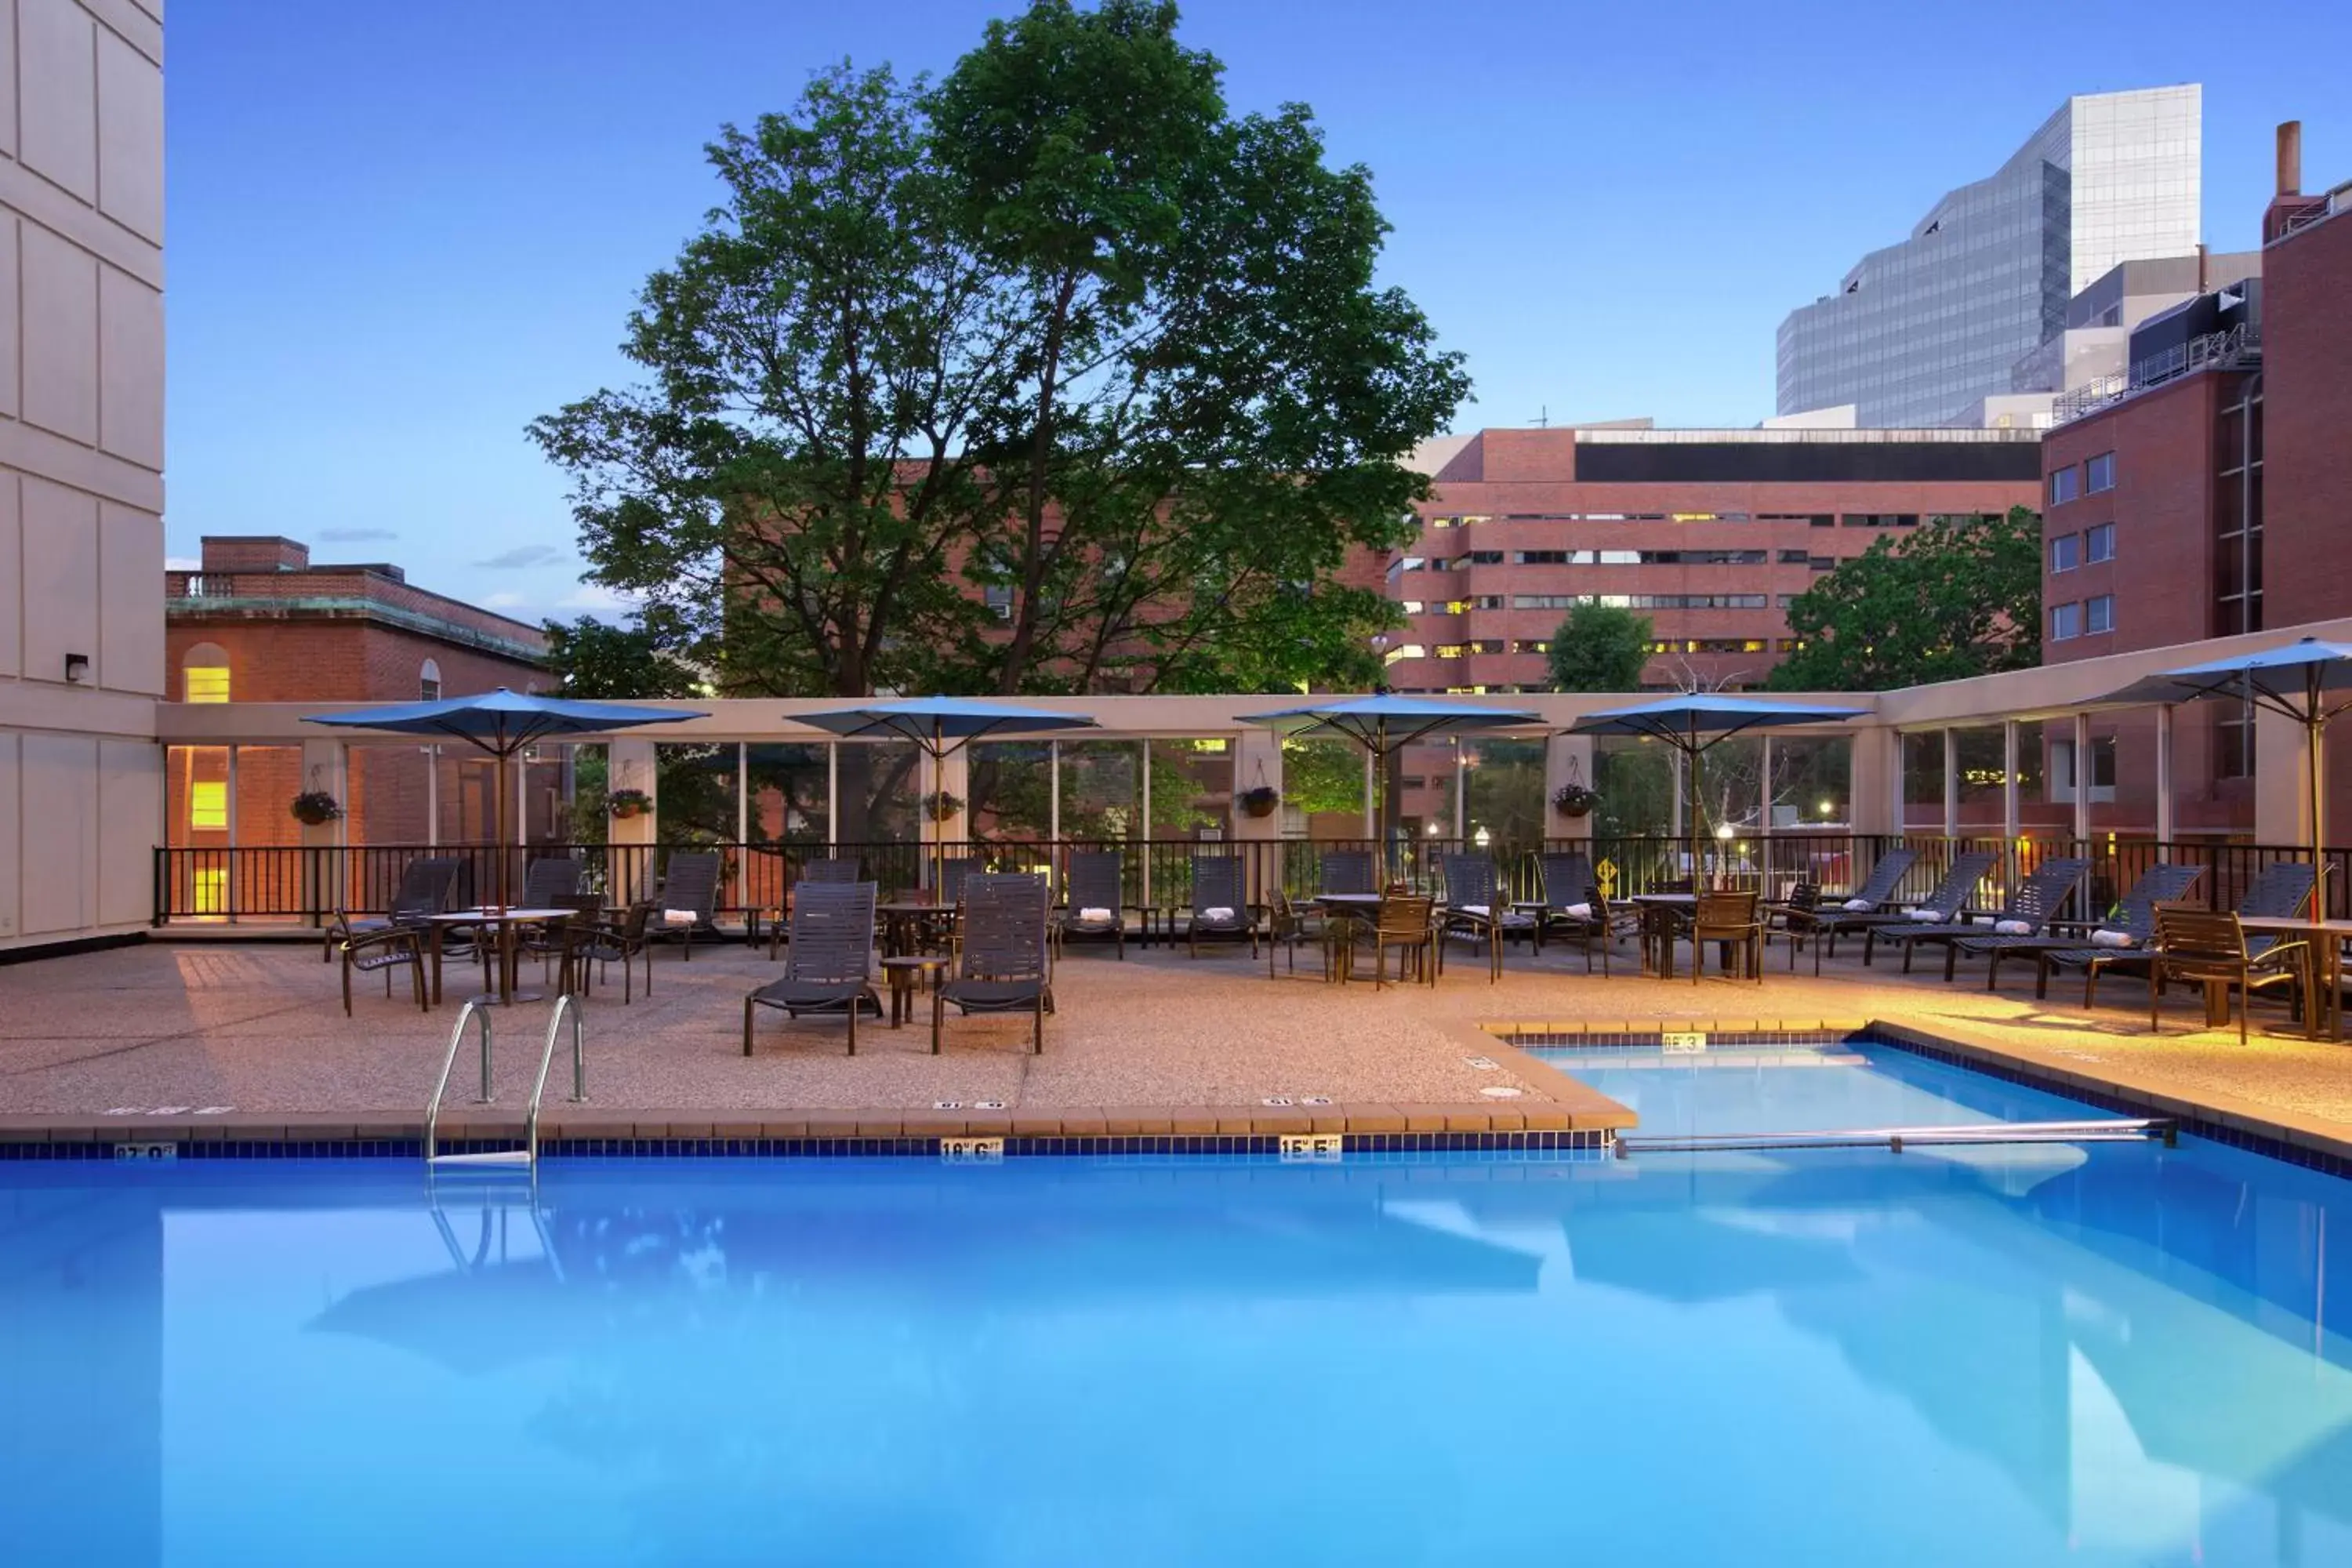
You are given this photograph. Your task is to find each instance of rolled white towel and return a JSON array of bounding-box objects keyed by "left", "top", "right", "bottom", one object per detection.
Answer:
[
  {"left": 1993, "top": 919, "right": 2032, "bottom": 935},
  {"left": 1842, "top": 898, "right": 1873, "bottom": 911},
  {"left": 1903, "top": 908, "right": 1946, "bottom": 924},
  {"left": 662, "top": 909, "right": 697, "bottom": 926},
  {"left": 1078, "top": 906, "right": 1115, "bottom": 922},
  {"left": 1460, "top": 903, "right": 1490, "bottom": 916},
  {"left": 1203, "top": 906, "right": 1236, "bottom": 920},
  {"left": 1563, "top": 902, "right": 1594, "bottom": 920},
  {"left": 2090, "top": 927, "right": 2137, "bottom": 949}
]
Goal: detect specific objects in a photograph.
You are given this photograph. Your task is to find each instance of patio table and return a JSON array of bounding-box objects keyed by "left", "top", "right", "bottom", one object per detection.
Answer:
[
  {"left": 426, "top": 908, "right": 575, "bottom": 1006},
  {"left": 2237, "top": 915, "right": 2352, "bottom": 1039},
  {"left": 1629, "top": 892, "right": 1695, "bottom": 978}
]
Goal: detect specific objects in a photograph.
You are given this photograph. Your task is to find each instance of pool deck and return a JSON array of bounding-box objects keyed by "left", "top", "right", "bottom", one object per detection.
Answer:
[{"left": 3, "top": 931, "right": 2351, "bottom": 1164}]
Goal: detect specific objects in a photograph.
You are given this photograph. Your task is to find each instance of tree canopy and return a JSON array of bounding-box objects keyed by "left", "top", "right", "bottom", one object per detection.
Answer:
[
  {"left": 1546, "top": 601, "right": 1653, "bottom": 692},
  {"left": 1766, "top": 506, "right": 2042, "bottom": 692},
  {"left": 539, "top": 612, "right": 706, "bottom": 700},
  {"left": 529, "top": 0, "right": 1468, "bottom": 699}
]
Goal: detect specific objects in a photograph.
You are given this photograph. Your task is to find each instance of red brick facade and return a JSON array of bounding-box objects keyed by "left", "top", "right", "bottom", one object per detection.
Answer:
[{"left": 2259, "top": 206, "right": 2352, "bottom": 628}]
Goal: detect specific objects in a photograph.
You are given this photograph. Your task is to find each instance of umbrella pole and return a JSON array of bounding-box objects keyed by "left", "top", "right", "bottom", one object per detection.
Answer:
[{"left": 2310, "top": 669, "right": 2328, "bottom": 924}]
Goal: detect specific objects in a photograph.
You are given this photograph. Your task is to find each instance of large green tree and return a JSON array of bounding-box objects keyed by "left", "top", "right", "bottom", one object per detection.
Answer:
[
  {"left": 1546, "top": 601, "right": 1653, "bottom": 692},
  {"left": 1767, "top": 506, "right": 2042, "bottom": 692},
  {"left": 529, "top": 0, "right": 1467, "bottom": 699},
  {"left": 539, "top": 613, "right": 706, "bottom": 700}
]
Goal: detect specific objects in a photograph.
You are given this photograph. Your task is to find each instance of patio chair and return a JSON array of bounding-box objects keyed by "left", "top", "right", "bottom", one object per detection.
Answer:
[
  {"left": 561, "top": 899, "right": 656, "bottom": 1004},
  {"left": 1975, "top": 862, "right": 2205, "bottom": 992},
  {"left": 322, "top": 855, "right": 461, "bottom": 963},
  {"left": 1542, "top": 879, "right": 1613, "bottom": 976},
  {"left": 1856, "top": 851, "right": 1999, "bottom": 966},
  {"left": 1185, "top": 855, "right": 1258, "bottom": 958},
  {"left": 1265, "top": 887, "right": 1341, "bottom": 980},
  {"left": 1529, "top": 852, "right": 1601, "bottom": 949},
  {"left": 532, "top": 891, "right": 607, "bottom": 987},
  {"left": 1767, "top": 848, "right": 1921, "bottom": 973},
  {"left": 934, "top": 874, "right": 1054, "bottom": 1054},
  {"left": 1881, "top": 858, "right": 2090, "bottom": 978},
  {"left": 1319, "top": 851, "right": 1376, "bottom": 895},
  {"left": 520, "top": 856, "right": 583, "bottom": 908},
  {"left": 652, "top": 850, "right": 723, "bottom": 960},
  {"left": 1690, "top": 890, "right": 1764, "bottom": 984},
  {"left": 2043, "top": 862, "right": 2316, "bottom": 1007},
  {"left": 1054, "top": 849, "right": 1127, "bottom": 961},
  {"left": 1347, "top": 893, "right": 1436, "bottom": 989},
  {"left": 938, "top": 856, "right": 977, "bottom": 907},
  {"left": 339, "top": 924, "right": 429, "bottom": 1016},
  {"left": 2147, "top": 906, "right": 2310, "bottom": 1044},
  {"left": 744, "top": 881, "right": 884, "bottom": 1055},
  {"left": 1438, "top": 853, "right": 1537, "bottom": 982}
]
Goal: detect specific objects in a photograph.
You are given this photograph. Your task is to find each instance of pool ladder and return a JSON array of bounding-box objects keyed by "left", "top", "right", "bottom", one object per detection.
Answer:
[
  {"left": 423, "top": 993, "right": 587, "bottom": 1170},
  {"left": 1612, "top": 1116, "right": 2178, "bottom": 1157}
]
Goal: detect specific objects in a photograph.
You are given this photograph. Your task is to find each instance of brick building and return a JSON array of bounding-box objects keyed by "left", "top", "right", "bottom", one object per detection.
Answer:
[
  {"left": 163, "top": 536, "right": 549, "bottom": 867},
  {"left": 1384, "top": 426, "right": 2042, "bottom": 696},
  {"left": 2037, "top": 122, "right": 2352, "bottom": 839}
]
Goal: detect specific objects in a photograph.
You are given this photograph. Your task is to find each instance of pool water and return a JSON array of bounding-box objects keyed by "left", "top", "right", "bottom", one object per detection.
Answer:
[{"left": 1, "top": 1047, "right": 2347, "bottom": 1566}]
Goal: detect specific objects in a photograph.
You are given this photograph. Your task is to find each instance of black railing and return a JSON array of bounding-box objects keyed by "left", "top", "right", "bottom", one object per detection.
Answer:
[{"left": 149, "top": 834, "right": 2352, "bottom": 927}]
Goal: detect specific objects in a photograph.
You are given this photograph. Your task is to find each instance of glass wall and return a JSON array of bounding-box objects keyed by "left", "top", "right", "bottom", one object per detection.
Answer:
[
  {"left": 654, "top": 743, "right": 738, "bottom": 847},
  {"left": 1592, "top": 738, "right": 1675, "bottom": 837},
  {"left": 1952, "top": 726, "right": 2009, "bottom": 836},
  {"left": 1147, "top": 739, "right": 1232, "bottom": 840},
  {"left": 967, "top": 742, "right": 1054, "bottom": 844},
  {"left": 1691, "top": 736, "right": 1763, "bottom": 837},
  {"left": 836, "top": 742, "right": 919, "bottom": 846},
  {"left": 1902, "top": 731, "right": 1946, "bottom": 833},
  {"left": 1768, "top": 736, "right": 1851, "bottom": 829},
  {"left": 1279, "top": 737, "right": 1366, "bottom": 840},
  {"left": 1057, "top": 740, "right": 1141, "bottom": 842},
  {"left": 1461, "top": 738, "right": 1545, "bottom": 858},
  {"left": 2013, "top": 720, "right": 2074, "bottom": 839}
]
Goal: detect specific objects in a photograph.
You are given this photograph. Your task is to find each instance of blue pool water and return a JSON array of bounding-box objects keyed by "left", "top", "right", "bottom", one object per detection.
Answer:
[{"left": 3, "top": 1047, "right": 2349, "bottom": 1566}]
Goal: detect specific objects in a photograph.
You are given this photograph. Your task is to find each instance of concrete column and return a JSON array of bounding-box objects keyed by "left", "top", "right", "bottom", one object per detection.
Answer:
[
  {"left": 1940, "top": 728, "right": 1958, "bottom": 839},
  {"left": 2071, "top": 713, "right": 2093, "bottom": 842},
  {"left": 301, "top": 739, "right": 347, "bottom": 924},
  {"left": 1229, "top": 727, "right": 1284, "bottom": 906},
  {"left": 1049, "top": 740, "right": 1062, "bottom": 841},
  {"left": 1849, "top": 726, "right": 1899, "bottom": 837},
  {"left": 2253, "top": 705, "right": 2309, "bottom": 847},
  {"left": 2154, "top": 706, "right": 2175, "bottom": 844},
  {"left": 1544, "top": 732, "right": 1595, "bottom": 844},
  {"left": 607, "top": 739, "right": 658, "bottom": 904},
  {"left": 2002, "top": 721, "right": 2021, "bottom": 846}
]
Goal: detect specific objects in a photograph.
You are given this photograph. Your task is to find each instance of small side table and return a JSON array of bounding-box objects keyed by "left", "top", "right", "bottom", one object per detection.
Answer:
[{"left": 882, "top": 954, "right": 951, "bottom": 1028}]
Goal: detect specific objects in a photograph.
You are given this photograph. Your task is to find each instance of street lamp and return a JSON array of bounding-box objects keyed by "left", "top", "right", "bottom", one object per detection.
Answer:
[{"left": 1369, "top": 630, "right": 1394, "bottom": 695}]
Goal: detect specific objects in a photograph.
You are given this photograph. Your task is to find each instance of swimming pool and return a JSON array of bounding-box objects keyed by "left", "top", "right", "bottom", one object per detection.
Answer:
[{"left": 3, "top": 1044, "right": 2347, "bottom": 1566}]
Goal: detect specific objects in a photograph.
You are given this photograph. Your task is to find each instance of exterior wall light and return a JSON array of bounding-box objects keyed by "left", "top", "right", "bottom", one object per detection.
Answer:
[{"left": 64, "top": 653, "right": 90, "bottom": 684}]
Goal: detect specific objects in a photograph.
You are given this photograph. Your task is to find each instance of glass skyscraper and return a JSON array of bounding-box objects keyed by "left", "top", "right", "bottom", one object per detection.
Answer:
[{"left": 1777, "top": 86, "right": 2201, "bottom": 429}]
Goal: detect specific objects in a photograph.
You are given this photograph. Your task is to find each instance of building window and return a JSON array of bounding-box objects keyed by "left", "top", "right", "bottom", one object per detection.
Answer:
[
  {"left": 2084, "top": 523, "right": 2114, "bottom": 564},
  {"left": 419, "top": 659, "right": 443, "bottom": 702},
  {"left": 2085, "top": 594, "right": 2114, "bottom": 634},
  {"left": 1779, "top": 549, "right": 1810, "bottom": 564},
  {"left": 1840, "top": 514, "right": 1918, "bottom": 529},
  {"left": 191, "top": 868, "right": 227, "bottom": 914},
  {"left": 2050, "top": 534, "right": 2079, "bottom": 572},
  {"left": 2085, "top": 452, "right": 2116, "bottom": 493},
  {"left": 1808, "top": 557, "right": 1835, "bottom": 572},
  {"left": 183, "top": 643, "right": 230, "bottom": 703},
  {"left": 2217, "top": 707, "right": 2256, "bottom": 780},
  {"left": 2048, "top": 466, "right": 2080, "bottom": 506},
  {"left": 2051, "top": 602, "right": 2082, "bottom": 641},
  {"left": 189, "top": 780, "right": 228, "bottom": 831}
]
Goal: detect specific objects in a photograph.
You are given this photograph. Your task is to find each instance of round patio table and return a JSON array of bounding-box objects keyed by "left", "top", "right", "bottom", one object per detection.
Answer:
[
  {"left": 881, "top": 954, "right": 952, "bottom": 1027},
  {"left": 877, "top": 901, "right": 960, "bottom": 960},
  {"left": 1315, "top": 892, "right": 1388, "bottom": 982},
  {"left": 1628, "top": 893, "right": 1696, "bottom": 979},
  {"left": 425, "top": 908, "right": 574, "bottom": 1005}
]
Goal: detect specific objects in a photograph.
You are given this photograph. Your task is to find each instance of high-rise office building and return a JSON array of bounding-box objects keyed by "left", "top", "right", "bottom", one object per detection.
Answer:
[{"left": 1777, "top": 86, "right": 2202, "bottom": 429}]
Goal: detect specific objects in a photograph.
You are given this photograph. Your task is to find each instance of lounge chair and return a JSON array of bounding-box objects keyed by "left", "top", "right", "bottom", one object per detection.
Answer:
[
  {"left": 744, "top": 881, "right": 883, "bottom": 1055},
  {"left": 1878, "top": 858, "right": 2089, "bottom": 978},
  {"left": 933, "top": 873, "right": 1054, "bottom": 1054},
  {"left": 322, "top": 854, "right": 460, "bottom": 963},
  {"left": 1857, "top": 851, "right": 1998, "bottom": 966},
  {"left": 2042, "top": 862, "right": 2316, "bottom": 1007},
  {"left": 1439, "top": 853, "right": 1537, "bottom": 982},
  {"left": 1185, "top": 855, "right": 1258, "bottom": 957},
  {"left": 1691, "top": 889, "right": 1764, "bottom": 983},
  {"left": 937, "top": 856, "right": 977, "bottom": 907},
  {"left": 652, "top": 850, "right": 723, "bottom": 960},
  {"left": 1973, "top": 862, "right": 2205, "bottom": 992},
  {"left": 1526, "top": 851, "right": 1599, "bottom": 944},
  {"left": 2147, "top": 907, "right": 2309, "bottom": 1044},
  {"left": 1766, "top": 848, "right": 1921, "bottom": 973},
  {"left": 765, "top": 855, "right": 862, "bottom": 957},
  {"left": 1054, "top": 849, "right": 1126, "bottom": 960}
]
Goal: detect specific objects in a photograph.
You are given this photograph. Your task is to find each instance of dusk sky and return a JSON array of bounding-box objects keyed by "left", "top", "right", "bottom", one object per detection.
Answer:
[{"left": 165, "top": 0, "right": 2351, "bottom": 620}]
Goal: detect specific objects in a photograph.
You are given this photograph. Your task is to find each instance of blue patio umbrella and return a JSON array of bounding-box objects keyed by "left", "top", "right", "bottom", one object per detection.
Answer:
[
  {"left": 1238, "top": 695, "right": 1542, "bottom": 861},
  {"left": 792, "top": 699, "right": 1100, "bottom": 892},
  {"left": 305, "top": 688, "right": 708, "bottom": 906},
  {"left": 2094, "top": 637, "right": 2352, "bottom": 916},
  {"left": 1569, "top": 695, "right": 1868, "bottom": 841}
]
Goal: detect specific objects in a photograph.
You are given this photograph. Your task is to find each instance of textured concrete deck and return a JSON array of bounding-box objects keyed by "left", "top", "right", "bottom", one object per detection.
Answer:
[{"left": 3, "top": 932, "right": 2351, "bottom": 1155}]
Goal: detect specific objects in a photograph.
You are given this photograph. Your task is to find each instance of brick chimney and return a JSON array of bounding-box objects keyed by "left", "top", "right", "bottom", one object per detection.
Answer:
[
  {"left": 199, "top": 536, "right": 311, "bottom": 572},
  {"left": 2263, "top": 121, "right": 2325, "bottom": 243}
]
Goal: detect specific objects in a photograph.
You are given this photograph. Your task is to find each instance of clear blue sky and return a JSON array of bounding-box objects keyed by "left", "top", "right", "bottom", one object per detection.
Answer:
[{"left": 165, "top": 0, "right": 2350, "bottom": 619}]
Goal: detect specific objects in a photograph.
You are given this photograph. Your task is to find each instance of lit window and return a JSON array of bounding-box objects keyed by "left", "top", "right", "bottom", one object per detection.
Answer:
[
  {"left": 2051, "top": 535, "right": 2079, "bottom": 572},
  {"left": 2085, "top": 524, "right": 2114, "bottom": 564},
  {"left": 2048, "top": 466, "right": 2080, "bottom": 506},
  {"left": 2085, "top": 594, "right": 2114, "bottom": 634},
  {"left": 190, "top": 781, "right": 228, "bottom": 830},
  {"left": 192, "top": 868, "right": 227, "bottom": 914},
  {"left": 2085, "top": 452, "right": 2116, "bottom": 493},
  {"left": 183, "top": 665, "right": 230, "bottom": 703},
  {"left": 1384, "top": 644, "right": 1426, "bottom": 663},
  {"left": 2051, "top": 603, "right": 2082, "bottom": 641}
]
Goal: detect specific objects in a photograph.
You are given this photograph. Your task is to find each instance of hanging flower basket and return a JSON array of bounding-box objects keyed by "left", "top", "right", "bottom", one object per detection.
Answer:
[
  {"left": 608, "top": 789, "right": 652, "bottom": 820},
  {"left": 922, "top": 790, "right": 964, "bottom": 823},
  {"left": 290, "top": 791, "right": 343, "bottom": 826},
  {"left": 1551, "top": 784, "right": 1601, "bottom": 819},
  {"left": 1239, "top": 785, "right": 1282, "bottom": 818}
]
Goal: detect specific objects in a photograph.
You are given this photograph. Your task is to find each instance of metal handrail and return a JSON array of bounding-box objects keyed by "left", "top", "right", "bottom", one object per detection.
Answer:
[
  {"left": 524, "top": 993, "right": 586, "bottom": 1166},
  {"left": 423, "top": 999, "right": 492, "bottom": 1162},
  {"left": 1613, "top": 1116, "right": 2176, "bottom": 1156}
]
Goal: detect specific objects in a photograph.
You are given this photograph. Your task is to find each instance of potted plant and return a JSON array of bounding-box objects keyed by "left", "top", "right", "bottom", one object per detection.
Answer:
[
  {"left": 608, "top": 788, "right": 652, "bottom": 820},
  {"left": 289, "top": 790, "right": 343, "bottom": 826},
  {"left": 1551, "top": 782, "right": 1601, "bottom": 820},
  {"left": 1238, "top": 784, "right": 1282, "bottom": 818},
  {"left": 922, "top": 790, "right": 964, "bottom": 823}
]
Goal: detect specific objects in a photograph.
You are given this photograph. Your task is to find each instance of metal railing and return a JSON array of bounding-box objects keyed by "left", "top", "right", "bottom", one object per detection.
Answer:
[
  {"left": 152, "top": 833, "right": 2352, "bottom": 928},
  {"left": 525, "top": 994, "right": 586, "bottom": 1167},
  {"left": 1613, "top": 1116, "right": 2177, "bottom": 1156}
]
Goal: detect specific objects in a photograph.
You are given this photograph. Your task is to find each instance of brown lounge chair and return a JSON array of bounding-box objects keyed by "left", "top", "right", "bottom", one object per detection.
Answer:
[
  {"left": 2148, "top": 906, "right": 2309, "bottom": 1044},
  {"left": 744, "top": 881, "right": 882, "bottom": 1055}
]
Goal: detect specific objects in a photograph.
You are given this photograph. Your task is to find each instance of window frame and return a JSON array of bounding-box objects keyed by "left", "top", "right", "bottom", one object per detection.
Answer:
[
  {"left": 2085, "top": 594, "right": 2114, "bottom": 635},
  {"left": 2048, "top": 466, "right": 2080, "bottom": 506},
  {"left": 2084, "top": 522, "right": 2114, "bottom": 564},
  {"left": 2085, "top": 452, "right": 2116, "bottom": 494},
  {"left": 2051, "top": 602, "right": 2082, "bottom": 641},
  {"left": 2050, "top": 534, "right": 2080, "bottom": 573}
]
